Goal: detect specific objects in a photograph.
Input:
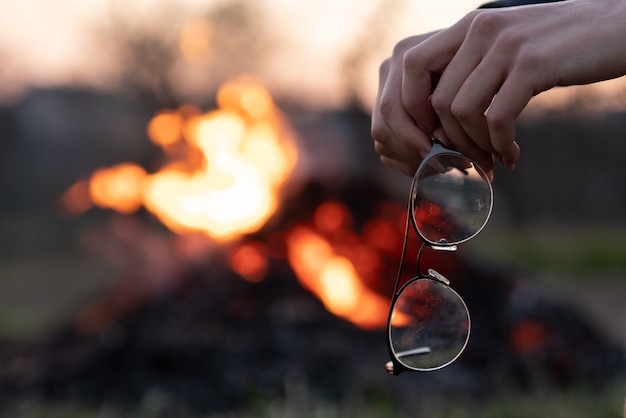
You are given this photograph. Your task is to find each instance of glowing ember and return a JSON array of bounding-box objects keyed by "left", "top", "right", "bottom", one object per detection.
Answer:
[
  {"left": 314, "top": 201, "right": 351, "bottom": 232},
  {"left": 286, "top": 226, "right": 390, "bottom": 330},
  {"left": 58, "top": 179, "right": 92, "bottom": 216},
  {"left": 228, "top": 241, "right": 268, "bottom": 283}
]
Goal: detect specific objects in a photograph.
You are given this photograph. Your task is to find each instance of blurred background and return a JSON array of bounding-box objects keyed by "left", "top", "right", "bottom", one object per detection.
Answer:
[{"left": 0, "top": 0, "right": 625, "bottom": 416}]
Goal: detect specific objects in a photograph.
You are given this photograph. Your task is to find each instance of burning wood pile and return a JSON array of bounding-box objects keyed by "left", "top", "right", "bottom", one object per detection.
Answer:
[{"left": 0, "top": 79, "right": 623, "bottom": 413}]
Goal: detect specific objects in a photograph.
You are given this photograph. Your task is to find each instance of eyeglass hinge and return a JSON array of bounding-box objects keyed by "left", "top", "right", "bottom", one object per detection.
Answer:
[{"left": 427, "top": 269, "right": 451, "bottom": 286}]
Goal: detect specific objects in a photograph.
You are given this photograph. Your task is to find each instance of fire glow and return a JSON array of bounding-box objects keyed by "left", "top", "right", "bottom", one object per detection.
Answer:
[
  {"left": 62, "top": 78, "right": 298, "bottom": 242},
  {"left": 286, "top": 225, "right": 389, "bottom": 330},
  {"left": 284, "top": 201, "right": 404, "bottom": 330},
  {"left": 61, "top": 79, "right": 397, "bottom": 330}
]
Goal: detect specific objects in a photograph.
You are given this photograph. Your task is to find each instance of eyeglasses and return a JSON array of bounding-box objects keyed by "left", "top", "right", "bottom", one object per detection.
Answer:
[{"left": 386, "top": 140, "right": 493, "bottom": 375}]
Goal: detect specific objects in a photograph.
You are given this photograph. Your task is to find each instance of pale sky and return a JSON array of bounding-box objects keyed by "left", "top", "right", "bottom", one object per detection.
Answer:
[
  {"left": 1, "top": 0, "right": 624, "bottom": 112},
  {"left": 0, "top": 0, "right": 484, "bottom": 107}
]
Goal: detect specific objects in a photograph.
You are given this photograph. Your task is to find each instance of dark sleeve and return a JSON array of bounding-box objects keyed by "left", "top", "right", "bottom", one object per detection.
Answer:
[{"left": 479, "top": 0, "right": 566, "bottom": 8}]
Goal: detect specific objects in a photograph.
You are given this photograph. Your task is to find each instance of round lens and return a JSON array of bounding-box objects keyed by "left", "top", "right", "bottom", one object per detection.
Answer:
[
  {"left": 389, "top": 278, "right": 470, "bottom": 371},
  {"left": 412, "top": 154, "right": 492, "bottom": 245}
]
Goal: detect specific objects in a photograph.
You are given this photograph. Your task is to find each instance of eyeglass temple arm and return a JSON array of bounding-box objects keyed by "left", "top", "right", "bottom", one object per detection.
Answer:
[{"left": 389, "top": 190, "right": 411, "bottom": 302}]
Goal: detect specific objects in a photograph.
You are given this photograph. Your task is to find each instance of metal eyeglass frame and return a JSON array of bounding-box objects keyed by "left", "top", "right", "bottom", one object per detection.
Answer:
[{"left": 385, "top": 140, "right": 493, "bottom": 375}]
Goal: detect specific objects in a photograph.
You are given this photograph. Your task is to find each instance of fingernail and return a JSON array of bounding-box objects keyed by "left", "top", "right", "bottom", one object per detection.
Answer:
[
  {"left": 504, "top": 159, "right": 516, "bottom": 171},
  {"left": 432, "top": 127, "right": 449, "bottom": 146}
]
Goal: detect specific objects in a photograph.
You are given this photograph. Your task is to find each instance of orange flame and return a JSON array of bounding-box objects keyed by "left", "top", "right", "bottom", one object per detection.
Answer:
[
  {"left": 147, "top": 110, "right": 184, "bottom": 147},
  {"left": 89, "top": 163, "right": 148, "bottom": 214},
  {"left": 61, "top": 78, "right": 298, "bottom": 242},
  {"left": 60, "top": 79, "right": 398, "bottom": 331},
  {"left": 286, "top": 226, "right": 389, "bottom": 330}
]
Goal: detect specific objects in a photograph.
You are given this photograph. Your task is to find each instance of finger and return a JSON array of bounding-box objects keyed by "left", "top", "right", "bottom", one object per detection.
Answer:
[
  {"left": 402, "top": 25, "right": 494, "bottom": 173},
  {"left": 380, "top": 155, "right": 418, "bottom": 176},
  {"left": 401, "top": 54, "right": 438, "bottom": 135},
  {"left": 377, "top": 59, "right": 433, "bottom": 163},
  {"left": 431, "top": 98, "right": 495, "bottom": 174},
  {"left": 372, "top": 119, "right": 423, "bottom": 169},
  {"left": 376, "top": 57, "right": 391, "bottom": 103},
  {"left": 429, "top": 49, "right": 481, "bottom": 137},
  {"left": 426, "top": 26, "right": 504, "bottom": 169},
  {"left": 371, "top": 57, "right": 390, "bottom": 125},
  {"left": 373, "top": 90, "right": 427, "bottom": 167},
  {"left": 373, "top": 31, "right": 448, "bottom": 174},
  {"left": 485, "top": 72, "right": 532, "bottom": 169},
  {"left": 432, "top": 93, "right": 495, "bottom": 172},
  {"left": 372, "top": 59, "right": 416, "bottom": 161},
  {"left": 371, "top": 59, "right": 392, "bottom": 143},
  {"left": 401, "top": 27, "right": 467, "bottom": 135},
  {"left": 444, "top": 133, "right": 495, "bottom": 177},
  {"left": 448, "top": 55, "right": 508, "bottom": 162},
  {"left": 374, "top": 140, "right": 396, "bottom": 160},
  {"left": 401, "top": 15, "right": 483, "bottom": 124}
]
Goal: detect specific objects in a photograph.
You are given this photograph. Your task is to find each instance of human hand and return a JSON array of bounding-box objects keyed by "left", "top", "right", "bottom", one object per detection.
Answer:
[
  {"left": 373, "top": 0, "right": 626, "bottom": 176},
  {"left": 371, "top": 32, "right": 440, "bottom": 176}
]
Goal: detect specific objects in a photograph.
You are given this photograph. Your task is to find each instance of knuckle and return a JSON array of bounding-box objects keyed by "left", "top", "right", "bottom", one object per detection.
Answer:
[
  {"left": 373, "top": 140, "right": 386, "bottom": 155},
  {"left": 370, "top": 123, "right": 387, "bottom": 144},
  {"left": 402, "top": 48, "right": 422, "bottom": 71},
  {"left": 393, "top": 37, "right": 419, "bottom": 59},
  {"left": 450, "top": 98, "right": 473, "bottom": 122},
  {"left": 374, "top": 143, "right": 396, "bottom": 159},
  {"left": 514, "top": 48, "right": 544, "bottom": 74},
  {"left": 429, "top": 91, "right": 449, "bottom": 116},
  {"left": 485, "top": 107, "right": 508, "bottom": 130},
  {"left": 380, "top": 155, "right": 395, "bottom": 169},
  {"left": 378, "top": 95, "right": 395, "bottom": 120},
  {"left": 469, "top": 10, "right": 507, "bottom": 36}
]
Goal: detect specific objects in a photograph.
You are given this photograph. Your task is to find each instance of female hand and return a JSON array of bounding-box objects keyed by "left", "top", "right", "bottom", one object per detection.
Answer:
[
  {"left": 371, "top": 32, "right": 440, "bottom": 176},
  {"left": 373, "top": 0, "right": 626, "bottom": 176}
]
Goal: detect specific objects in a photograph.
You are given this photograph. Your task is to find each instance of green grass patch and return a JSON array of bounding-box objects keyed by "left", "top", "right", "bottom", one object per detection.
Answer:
[{"left": 468, "top": 226, "right": 626, "bottom": 277}]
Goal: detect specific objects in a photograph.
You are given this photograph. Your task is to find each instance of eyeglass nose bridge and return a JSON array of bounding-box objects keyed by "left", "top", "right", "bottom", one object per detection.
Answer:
[{"left": 413, "top": 241, "right": 458, "bottom": 280}]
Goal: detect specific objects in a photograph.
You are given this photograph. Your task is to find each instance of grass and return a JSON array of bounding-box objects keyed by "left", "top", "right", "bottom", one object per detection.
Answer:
[
  {"left": 236, "top": 390, "right": 626, "bottom": 418},
  {"left": 243, "top": 384, "right": 626, "bottom": 418},
  {"left": 426, "top": 388, "right": 625, "bottom": 418},
  {"left": 467, "top": 225, "right": 626, "bottom": 277},
  {"left": 2, "top": 384, "right": 623, "bottom": 418},
  {"left": 0, "top": 252, "right": 117, "bottom": 341}
]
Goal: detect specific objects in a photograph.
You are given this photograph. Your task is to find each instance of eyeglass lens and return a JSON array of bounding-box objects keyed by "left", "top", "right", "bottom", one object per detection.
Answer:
[
  {"left": 412, "top": 154, "right": 492, "bottom": 245},
  {"left": 389, "top": 278, "right": 470, "bottom": 371}
]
